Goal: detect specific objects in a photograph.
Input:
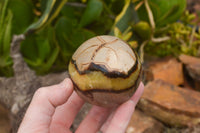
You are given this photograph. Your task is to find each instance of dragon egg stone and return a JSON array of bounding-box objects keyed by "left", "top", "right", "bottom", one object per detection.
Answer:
[{"left": 68, "top": 35, "right": 142, "bottom": 107}]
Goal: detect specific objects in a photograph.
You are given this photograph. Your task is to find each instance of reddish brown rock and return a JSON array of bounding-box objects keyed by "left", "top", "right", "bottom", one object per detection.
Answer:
[
  {"left": 0, "top": 105, "right": 11, "bottom": 133},
  {"left": 179, "top": 54, "right": 200, "bottom": 66},
  {"left": 179, "top": 54, "right": 200, "bottom": 90},
  {"left": 138, "top": 79, "right": 200, "bottom": 127},
  {"left": 145, "top": 57, "right": 184, "bottom": 86},
  {"left": 126, "top": 109, "right": 164, "bottom": 133},
  {"left": 183, "top": 78, "right": 195, "bottom": 90}
]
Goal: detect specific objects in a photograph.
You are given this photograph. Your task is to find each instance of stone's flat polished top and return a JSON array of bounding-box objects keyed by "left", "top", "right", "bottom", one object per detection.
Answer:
[{"left": 72, "top": 35, "right": 136, "bottom": 75}]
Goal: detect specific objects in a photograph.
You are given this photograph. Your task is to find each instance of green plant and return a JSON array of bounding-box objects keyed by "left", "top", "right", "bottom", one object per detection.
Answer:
[
  {"left": 142, "top": 7, "right": 200, "bottom": 59},
  {"left": 0, "top": 0, "right": 199, "bottom": 77},
  {"left": 135, "top": 0, "right": 186, "bottom": 27},
  {"left": 113, "top": 0, "right": 200, "bottom": 62},
  {"left": 0, "top": 0, "right": 13, "bottom": 77},
  {"left": 8, "top": 0, "right": 34, "bottom": 34},
  {"left": 20, "top": 0, "right": 68, "bottom": 74},
  {"left": 20, "top": 0, "right": 100, "bottom": 74}
]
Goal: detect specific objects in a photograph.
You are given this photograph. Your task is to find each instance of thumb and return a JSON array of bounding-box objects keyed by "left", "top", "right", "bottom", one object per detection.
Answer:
[{"left": 18, "top": 78, "right": 73, "bottom": 133}]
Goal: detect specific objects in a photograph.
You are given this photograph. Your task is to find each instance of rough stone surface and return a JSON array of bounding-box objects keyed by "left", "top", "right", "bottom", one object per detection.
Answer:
[
  {"left": 179, "top": 54, "right": 200, "bottom": 90},
  {"left": 0, "top": 35, "right": 41, "bottom": 132},
  {"left": 0, "top": 105, "right": 11, "bottom": 133},
  {"left": 138, "top": 79, "right": 200, "bottom": 127},
  {"left": 165, "top": 125, "right": 200, "bottom": 133},
  {"left": 39, "top": 71, "right": 69, "bottom": 86},
  {"left": 145, "top": 57, "right": 184, "bottom": 86},
  {"left": 126, "top": 109, "right": 164, "bottom": 133}
]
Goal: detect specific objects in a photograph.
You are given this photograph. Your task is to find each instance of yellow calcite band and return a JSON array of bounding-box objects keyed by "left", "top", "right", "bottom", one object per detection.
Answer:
[{"left": 68, "top": 61, "right": 141, "bottom": 91}]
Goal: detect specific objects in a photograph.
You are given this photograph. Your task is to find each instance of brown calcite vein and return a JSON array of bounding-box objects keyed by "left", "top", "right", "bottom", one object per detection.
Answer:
[
  {"left": 138, "top": 79, "right": 200, "bottom": 127},
  {"left": 90, "top": 36, "right": 118, "bottom": 61},
  {"left": 72, "top": 35, "right": 136, "bottom": 74}
]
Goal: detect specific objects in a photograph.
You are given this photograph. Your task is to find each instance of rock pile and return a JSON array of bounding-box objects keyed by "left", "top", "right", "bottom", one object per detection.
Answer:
[{"left": 126, "top": 55, "right": 200, "bottom": 133}]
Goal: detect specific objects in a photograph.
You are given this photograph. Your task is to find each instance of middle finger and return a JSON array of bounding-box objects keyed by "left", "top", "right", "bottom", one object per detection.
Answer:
[{"left": 76, "top": 105, "right": 110, "bottom": 133}]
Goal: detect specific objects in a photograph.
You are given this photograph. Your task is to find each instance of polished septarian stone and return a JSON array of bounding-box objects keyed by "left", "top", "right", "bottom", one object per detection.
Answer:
[
  {"left": 72, "top": 35, "right": 137, "bottom": 75},
  {"left": 68, "top": 35, "right": 142, "bottom": 107}
]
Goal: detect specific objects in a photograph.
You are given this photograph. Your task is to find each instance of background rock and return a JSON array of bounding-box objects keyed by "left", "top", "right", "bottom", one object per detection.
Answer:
[
  {"left": 138, "top": 79, "right": 200, "bottom": 127},
  {"left": 126, "top": 109, "right": 164, "bottom": 133},
  {"left": 0, "top": 105, "right": 11, "bottom": 133},
  {"left": 179, "top": 54, "right": 200, "bottom": 90},
  {"left": 144, "top": 57, "right": 184, "bottom": 86}
]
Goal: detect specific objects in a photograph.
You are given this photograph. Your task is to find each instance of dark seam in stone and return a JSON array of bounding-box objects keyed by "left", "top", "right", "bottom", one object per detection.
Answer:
[
  {"left": 91, "top": 43, "right": 106, "bottom": 61},
  {"left": 72, "top": 76, "right": 140, "bottom": 94},
  {"left": 74, "top": 85, "right": 94, "bottom": 101},
  {"left": 91, "top": 38, "right": 118, "bottom": 61},
  {"left": 71, "top": 36, "right": 141, "bottom": 78},
  {"left": 71, "top": 58, "right": 140, "bottom": 78}
]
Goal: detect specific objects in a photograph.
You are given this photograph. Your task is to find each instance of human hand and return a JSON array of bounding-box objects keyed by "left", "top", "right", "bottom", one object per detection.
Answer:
[{"left": 17, "top": 78, "right": 144, "bottom": 133}]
